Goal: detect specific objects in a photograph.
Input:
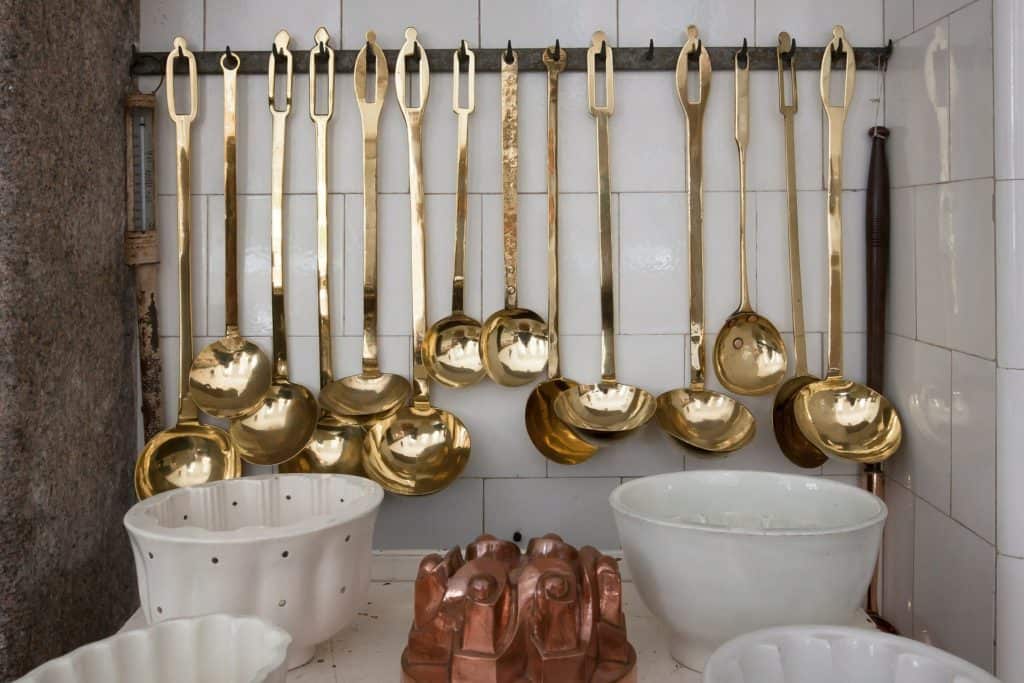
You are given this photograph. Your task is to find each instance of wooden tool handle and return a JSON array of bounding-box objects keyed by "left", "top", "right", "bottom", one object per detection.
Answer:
[{"left": 866, "top": 126, "right": 890, "bottom": 392}]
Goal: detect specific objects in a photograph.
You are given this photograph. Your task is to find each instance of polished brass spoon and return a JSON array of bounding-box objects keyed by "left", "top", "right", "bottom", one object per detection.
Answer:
[
  {"left": 525, "top": 44, "right": 600, "bottom": 464},
  {"left": 553, "top": 33, "right": 656, "bottom": 443},
  {"left": 713, "top": 45, "right": 788, "bottom": 396},
  {"left": 229, "top": 30, "right": 319, "bottom": 466},
  {"left": 281, "top": 28, "right": 363, "bottom": 475},
  {"left": 319, "top": 32, "right": 411, "bottom": 424},
  {"left": 424, "top": 41, "right": 485, "bottom": 388},
  {"left": 135, "top": 38, "right": 240, "bottom": 499},
  {"left": 771, "top": 33, "right": 829, "bottom": 468},
  {"left": 188, "top": 49, "right": 272, "bottom": 420},
  {"left": 794, "top": 26, "right": 902, "bottom": 464},
  {"left": 656, "top": 26, "right": 755, "bottom": 455},
  {"left": 480, "top": 47, "right": 550, "bottom": 387},
  {"left": 364, "top": 28, "right": 471, "bottom": 495}
]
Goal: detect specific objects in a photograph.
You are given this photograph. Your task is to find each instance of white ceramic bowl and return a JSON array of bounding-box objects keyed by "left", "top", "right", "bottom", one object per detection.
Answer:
[
  {"left": 610, "top": 471, "right": 886, "bottom": 671},
  {"left": 18, "top": 614, "right": 290, "bottom": 683},
  {"left": 703, "top": 625, "right": 999, "bottom": 683},
  {"left": 124, "top": 474, "right": 383, "bottom": 669}
]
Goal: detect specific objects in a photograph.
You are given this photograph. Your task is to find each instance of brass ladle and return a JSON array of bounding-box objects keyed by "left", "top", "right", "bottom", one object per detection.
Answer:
[
  {"left": 319, "top": 32, "right": 411, "bottom": 423},
  {"left": 713, "top": 44, "right": 788, "bottom": 396},
  {"left": 525, "top": 44, "right": 599, "bottom": 463},
  {"left": 281, "top": 28, "right": 363, "bottom": 475},
  {"left": 480, "top": 47, "right": 550, "bottom": 387},
  {"left": 771, "top": 32, "right": 829, "bottom": 468},
  {"left": 135, "top": 38, "right": 240, "bottom": 499},
  {"left": 229, "top": 30, "right": 319, "bottom": 466},
  {"left": 188, "top": 49, "right": 272, "bottom": 420},
  {"left": 424, "top": 41, "right": 485, "bottom": 388},
  {"left": 794, "top": 26, "right": 902, "bottom": 463},
  {"left": 655, "top": 26, "right": 755, "bottom": 455},
  {"left": 553, "top": 33, "right": 656, "bottom": 443},
  {"left": 363, "top": 28, "right": 471, "bottom": 495}
]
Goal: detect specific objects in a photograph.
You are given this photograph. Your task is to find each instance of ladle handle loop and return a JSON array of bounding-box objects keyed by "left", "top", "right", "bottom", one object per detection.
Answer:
[
  {"left": 310, "top": 29, "right": 335, "bottom": 388},
  {"left": 543, "top": 47, "right": 567, "bottom": 379},
  {"left": 269, "top": 30, "right": 293, "bottom": 382},
  {"left": 500, "top": 52, "right": 520, "bottom": 309},
  {"left": 221, "top": 52, "right": 240, "bottom": 333}
]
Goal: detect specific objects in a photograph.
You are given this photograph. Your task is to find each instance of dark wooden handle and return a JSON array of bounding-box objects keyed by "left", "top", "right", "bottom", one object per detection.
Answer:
[{"left": 866, "top": 126, "right": 890, "bottom": 393}]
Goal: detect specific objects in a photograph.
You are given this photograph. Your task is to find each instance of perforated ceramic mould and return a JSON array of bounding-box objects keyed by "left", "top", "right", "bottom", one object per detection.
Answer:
[{"left": 123, "top": 474, "right": 383, "bottom": 669}]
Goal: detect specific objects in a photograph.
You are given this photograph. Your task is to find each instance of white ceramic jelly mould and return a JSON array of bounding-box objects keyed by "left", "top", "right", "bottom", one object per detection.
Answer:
[
  {"left": 17, "top": 614, "right": 290, "bottom": 683},
  {"left": 123, "top": 474, "right": 383, "bottom": 669},
  {"left": 703, "top": 625, "right": 999, "bottom": 683},
  {"left": 610, "top": 470, "right": 887, "bottom": 672}
]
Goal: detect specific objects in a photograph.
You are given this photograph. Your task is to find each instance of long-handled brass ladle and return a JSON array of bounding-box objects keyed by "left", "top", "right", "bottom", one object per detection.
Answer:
[
  {"left": 656, "top": 26, "right": 755, "bottom": 455},
  {"left": 319, "top": 32, "right": 411, "bottom": 424},
  {"left": 188, "top": 49, "right": 272, "bottom": 419},
  {"left": 363, "top": 29, "right": 471, "bottom": 495},
  {"left": 713, "top": 43, "right": 788, "bottom": 396},
  {"left": 553, "top": 33, "right": 655, "bottom": 443},
  {"left": 135, "top": 38, "right": 239, "bottom": 499},
  {"left": 229, "top": 30, "right": 319, "bottom": 466},
  {"left": 281, "top": 28, "right": 363, "bottom": 475},
  {"left": 480, "top": 46, "right": 550, "bottom": 387},
  {"left": 771, "top": 32, "right": 829, "bottom": 468},
  {"left": 793, "top": 26, "right": 902, "bottom": 463},
  {"left": 525, "top": 44, "right": 599, "bottom": 463},
  {"left": 424, "top": 41, "right": 485, "bottom": 388}
]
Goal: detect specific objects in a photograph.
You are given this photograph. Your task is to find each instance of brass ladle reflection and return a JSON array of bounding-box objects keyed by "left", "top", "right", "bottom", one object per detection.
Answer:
[
  {"left": 553, "top": 33, "right": 656, "bottom": 443},
  {"left": 793, "top": 26, "right": 902, "bottom": 463},
  {"left": 713, "top": 45, "right": 788, "bottom": 396},
  {"left": 319, "top": 32, "right": 411, "bottom": 424},
  {"left": 525, "top": 44, "right": 599, "bottom": 464},
  {"left": 363, "top": 29, "right": 471, "bottom": 495},
  {"left": 229, "top": 31, "right": 319, "bottom": 466},
  {"left": 655, "top": 26, "right": 755, "bottom": 455},
  {"left": 188, "top": 50, "right": 272, "bottom": 420},
  {"left": 480, "top": 47, "right": 550, "bottom": 387},
  {"left": 135, "top": 38, "right": 240, "bottom": 499},
  {"left": 281, "top": 28, "right": 363, "bottom": 475},
  {"left": 424, "top": 41, "right": 485, "bottom": 388}
]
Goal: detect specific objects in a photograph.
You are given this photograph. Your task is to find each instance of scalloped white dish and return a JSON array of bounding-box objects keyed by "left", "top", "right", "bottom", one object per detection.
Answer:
[
  {"left": 124, "top": 474, "right": 383, "bottom": 669},
  {"left": 703, "top": 626, "right": 999, "bottom": 683},
  {"left": 17, "top": 614, "right": 290, "bottom": 683}
]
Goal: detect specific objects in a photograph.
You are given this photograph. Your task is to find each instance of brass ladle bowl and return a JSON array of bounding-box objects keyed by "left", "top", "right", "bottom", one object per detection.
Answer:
[
  {"left": 556, "top": 382, "right": 656, "bottom": 443},
  {"left": 656, "top": 388, "right": 755, "bottom": 454}
]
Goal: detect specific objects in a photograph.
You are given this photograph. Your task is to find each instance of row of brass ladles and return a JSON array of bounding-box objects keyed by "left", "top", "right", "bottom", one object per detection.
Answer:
[{"left": 133, "top": 25, "right": 903, "bottom": 501}]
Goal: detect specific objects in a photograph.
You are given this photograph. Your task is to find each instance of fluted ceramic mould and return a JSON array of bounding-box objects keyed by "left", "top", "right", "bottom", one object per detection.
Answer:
[
  {"left": 123, "top": 474, "right": 383, "bottom": 669},
  {"left": 610, "top": 471, "right": 886, "bottom": 672},
  {"left": 703, "top": 625, "right": 999, "bottom": 683},
  {"left": 17, "top": 614, "right": 290, "bottom": 683}
]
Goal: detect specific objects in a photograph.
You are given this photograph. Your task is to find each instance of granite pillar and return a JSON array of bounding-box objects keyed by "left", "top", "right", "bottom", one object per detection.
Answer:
[{"left": 0, "top": 0, "right": 139, "bottom": 677}]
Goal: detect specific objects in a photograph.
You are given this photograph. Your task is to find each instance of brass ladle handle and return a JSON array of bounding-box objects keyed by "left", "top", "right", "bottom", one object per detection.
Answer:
[
  {"left": 166, "top": 37, "right": 198, "bottom": 421},
  {"left": 820, "top": 25, "right": 855, "bottom": 379},
  {"left": 396, "top": 28, "right": 431, "bottom": 405},
  {"left": 353, "top": 32, "right": 388, "bottom": 376},
  {"left": 221, "top": 50, "right": 240, "bottom": 335},
  {"left": 676, "top": 25, "right": 711, "bottom": 389},
  {"left": 310, "top": 27, "right": 335, "bottom": 388},
  {"left": 777, "top": 32, "right": 808, "bottom": 375},
  {"left": 451, "top": 41, "right": 475, "bottom": 314},
  {"left": 269, "top": 29, "right": 293, "bottom": 381},
  {"left": 500, "top": 49, "right": 520, "bottom": 309},
  {"left": 587, "top": 32, "right": 616, "bottom": 384},
  {"left": 543, "top": 45, "right": 567, "bottom": 379},
  {"left": 734, "top": 45, "right": 751, "bottom": 312}
]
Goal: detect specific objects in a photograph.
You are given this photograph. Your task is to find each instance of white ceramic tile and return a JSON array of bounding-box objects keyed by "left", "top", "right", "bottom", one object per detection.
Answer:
[
  {"left": 997, "top": 180, "right": 1024, "bottom": 368},
  {"left": 155, "top": 73, "right": 221, "bottom": 196},
  {"left": 950, "top": 0, "right": 994, "bottom": 181},
  {"left": 483, "top": 477, "right": 621, "bottom": 549},
  {"left": 887, "top": 20, "right": 951, "bottom": 187},
  {"left": 619, "top": 0, "right": 755, "bottom": 46},
  {"left": 884, "top": 335, "right": 952, "bottom": 512},
  {"left": 913, "top": 497, "right": 996, "bottom": 672},
  {"left": 701, "top": 73, "right": 741, "bottom": 192},
  {"left": 611, "top": 73, "right": 686, "bottom": 194},
  {"left": 139, "top": 0, "right": 203, "bottom": 51},
  {"left": 480, "top": 0, "right": 616, "bottom": 47},
  {"left": 754, "top": 0, "right": 884, "bottom": 46},
  {"left": 205, "top": 0, "right": 340, "bottom": 51},
  {"left": 916, "top": 0, "right": 980, "bottom": 29},
  {"left": 997, "top": 368, "right": 1024, "bottom": 556},
  {"left": 284, "top": 335, "right": 320, "bottom": 391},
  {"left": 914, "top": 179, "right": 995, "bottom": 358},
  {"left": 704, "top": 192, "right": 756, "bottom": 334},
  {"left": 159, "top": 335, "right": 181, "bottom": 428},
  {"left": 886, "top": 0, "right": 916, "bottom": 40},
  {"left": 548, "top": 73, "right": 602, "bottom": 195},
  {"left": 426, "top": 194, "right": 483, "bottom": 323},
  {"left": 619, "top": 193, "right": 688, "bottom": 334},
  {"left": 373, "top": 478, "right": 483, "bottom": 549},
  {"left": 995, "top": 0, "right": 1024, "bottom": 179},
  {"left": 342, "top": 0, "right": 478, "bottom": 49},
  {"left": 231, "top": 195, "right": 271, "bottom": 337},
  {"left": 748, "top": 71, "right": 823, "bottom": 192},
  {"left": 157, "top": 195, "right": 208, "bottom": 338},
  {"left": 951, "top": 352, "right": 996, "bottom": 543},
  {"left": 888, "top": 187, "right": 917, "bottom": 340},
  {"left": 997, "top": 554, "right": 1024, "bottom": 680},
  {"left": 881, "top": 480, "right": 915, "bottom": 636}
]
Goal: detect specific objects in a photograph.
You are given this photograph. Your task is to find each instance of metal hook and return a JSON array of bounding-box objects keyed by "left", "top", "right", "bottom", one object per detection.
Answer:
[
  {"left": 318, "top": 41, "right": 327, "bottom": 56},
  {"left": 597, "top": 39, "right": 607, "bottom": 61},
  {"left": 646, "top": 38, "right": 655, "bottom": 60},
  {"left": 881, "top": 38, "right": 893, "bottom": 71},
  {"left": 177, "top": 44, "right": 184, "bottom": 58},
  {"left": 504, "top": 40, "right": 514, "bottom": 64},
  {"left": 548, "top": 38, "right": 560, "bottom": 59},
  {"left": 459, "top": 39, "right": 468, "bottom": 60},
  {"left": 738, "top": 37, "right": 749, "bottom": 68}
]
